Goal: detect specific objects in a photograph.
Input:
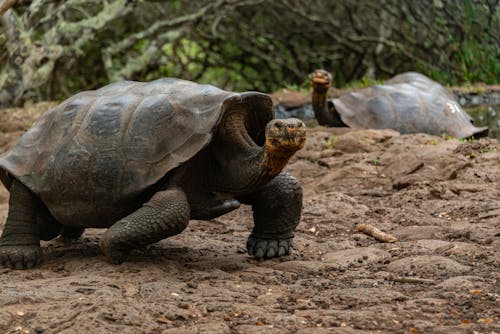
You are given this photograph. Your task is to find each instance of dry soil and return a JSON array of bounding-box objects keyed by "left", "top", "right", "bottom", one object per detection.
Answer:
[{"left": 0, "top": 103, "right": 498, "bottom": 334}]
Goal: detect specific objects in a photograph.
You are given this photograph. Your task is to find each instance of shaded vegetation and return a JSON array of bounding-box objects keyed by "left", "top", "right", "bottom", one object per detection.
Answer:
[{"left": 0, "top": 0, "right": 498, "bottom": 106}]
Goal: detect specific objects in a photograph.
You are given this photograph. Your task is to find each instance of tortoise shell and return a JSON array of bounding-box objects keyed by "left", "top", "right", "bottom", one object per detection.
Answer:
[
  {"left": 0, "top": 78, "right": 273, "bottom": 225},
  {"left": 332, "top": 72, "right": 488, "bottom": 138}
]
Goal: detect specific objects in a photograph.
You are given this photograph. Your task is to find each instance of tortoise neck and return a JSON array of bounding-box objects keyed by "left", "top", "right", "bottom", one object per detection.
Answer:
[
  {"left": 210, "top": 112, "right": 293, "bottom": 194},
  {"left": 312, "top": 83, "right": 347, "bottom": 127},
  {"left": 216, "top": 110, "right": 256, "bottom": 155},
  {"left": 312, "top": 83, "right": 331, "bottom": 125},
  {"left": 260, "top": 141, "right": 295, "bottom": 178},
  {"left": 214, "top": 145, "right": 292, "bottom": 195}
]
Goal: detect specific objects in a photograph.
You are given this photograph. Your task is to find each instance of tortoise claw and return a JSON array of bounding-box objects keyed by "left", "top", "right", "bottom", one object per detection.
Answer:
[
  {"left": 100, "top": 239, "right": 129, "bottom": 265},
  {"left": 246, "top": 235, "right": 293, "bottom": 259},
  {"left": 0, "top": 245, "right": 42, "bottom": 269}
]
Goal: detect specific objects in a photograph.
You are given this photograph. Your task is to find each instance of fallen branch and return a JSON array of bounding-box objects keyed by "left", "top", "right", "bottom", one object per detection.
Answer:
[
  {"left": 387, "top": 274, "right": 436, "bottom": 285},
  {"left": 355, "top": 223, "right": 398, "bottom": 243},
  {"left": 0, "top": 0, "right": 16, "bottom": 16}
]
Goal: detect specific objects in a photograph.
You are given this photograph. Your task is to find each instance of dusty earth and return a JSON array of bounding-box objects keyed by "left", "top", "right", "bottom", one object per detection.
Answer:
[{"left": 0, "top": 103, "right": 499, "bottom": 334}]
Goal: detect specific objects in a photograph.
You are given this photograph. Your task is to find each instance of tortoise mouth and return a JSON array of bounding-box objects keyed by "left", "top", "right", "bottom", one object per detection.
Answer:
[
  {"left": 312, "top": 77, "right": 330, "bottom": 85},
  {"left": 312, "top": 69, "right": 332, "bottom": 86}
]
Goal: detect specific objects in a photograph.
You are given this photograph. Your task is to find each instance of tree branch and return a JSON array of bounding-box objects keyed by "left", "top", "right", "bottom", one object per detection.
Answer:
[{"left": 0, "top": 0, "right": 16, "bottom": 16}]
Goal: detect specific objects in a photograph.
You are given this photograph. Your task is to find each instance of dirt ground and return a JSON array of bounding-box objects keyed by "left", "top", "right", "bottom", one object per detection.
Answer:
[{"left": 0, "top": 103, "right": 499, "bottom": 334}]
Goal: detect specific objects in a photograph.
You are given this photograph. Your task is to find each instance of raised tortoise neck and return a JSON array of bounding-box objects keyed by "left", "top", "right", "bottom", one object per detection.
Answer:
[
  {"left": 312, "top": 82, "right": 347, "bottom": 127},
  {"left": 312, "top": 82, "right": 331, "bottom": 125},
  {"left": 260, "top": 139, "right": 295, "bottom": 178},
  {"left": 210, "top": 111, "right": 292, "bottom": 194}
]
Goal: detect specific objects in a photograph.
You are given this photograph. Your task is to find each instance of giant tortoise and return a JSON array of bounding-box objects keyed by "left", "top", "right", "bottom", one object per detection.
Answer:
[
  {"left": 0, "top": 78, "right": 306, "bottom": 269},
  {"left": 311, "top": 69, "right": 488, "bottom": 138}
]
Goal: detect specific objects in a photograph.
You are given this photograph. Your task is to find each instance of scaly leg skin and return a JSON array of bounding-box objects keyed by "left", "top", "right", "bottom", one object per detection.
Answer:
[
  {"left": 100, "top": 187, "right": 190, "bottom": 264},
  {"left": 240, "top": 172, "right": 303, "bottom": 259},
  {"left": 0, "top": 180, "right": 42, "bottom": 269}
]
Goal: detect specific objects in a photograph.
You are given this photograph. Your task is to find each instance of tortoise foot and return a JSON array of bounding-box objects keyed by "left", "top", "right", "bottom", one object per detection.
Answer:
[
  {"left": 246, "top": 235, "right": 293, "bottom": 259},
  {"left": 100, "top": 238, "right": 129, "bottom": 265},
  {"left": 0, "top": 245, "right": 42, "bottom": 269}
]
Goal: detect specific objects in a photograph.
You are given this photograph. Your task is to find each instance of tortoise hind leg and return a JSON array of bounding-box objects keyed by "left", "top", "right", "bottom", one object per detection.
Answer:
[
  {"left": 36, "top": 205, "right": 84, "bottom": 241},
  {"left": 239, "top": 172, "right": 302, "bottom": 259},
  {"left": 100, "top": 187, "right": 190, "bottom": 264},
  {"left": 37, "top": 203, "right": 62, "bottom": 241},
  {"left": 0, "top": 179, "right": 42, "bottom": 269}
]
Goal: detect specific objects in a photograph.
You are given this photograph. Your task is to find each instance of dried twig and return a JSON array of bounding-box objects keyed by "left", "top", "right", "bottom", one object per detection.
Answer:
[
  {"left": 355, "top": 223, "right": 398, "bottom": 243},
  {"left": 387, "top": 274, "right": 436, "bottom": 285}
]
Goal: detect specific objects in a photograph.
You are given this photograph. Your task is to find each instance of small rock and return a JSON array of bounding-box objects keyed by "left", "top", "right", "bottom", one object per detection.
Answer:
[{"left": 34, "top": 326, "right": 45, "bottom": 334}]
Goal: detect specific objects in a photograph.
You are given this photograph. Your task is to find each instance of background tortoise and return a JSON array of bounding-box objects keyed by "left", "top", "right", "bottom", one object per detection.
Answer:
[
  {"left": 311, "top": 69, "right": 489, "bottom": 138},
  {"left": 0, "top": 78, "right": 306, "bottom": 269}
]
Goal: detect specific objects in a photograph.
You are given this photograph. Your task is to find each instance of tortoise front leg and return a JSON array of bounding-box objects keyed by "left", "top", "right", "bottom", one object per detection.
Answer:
[
  {"left": 100, "top": 187, "right": 190, "bottom": 264},
  {"left": 0, "top": 180, "right": 42, "bottom": 269},
  {"left": 239, "top": 172, "right": 302, "bottom": 259}
]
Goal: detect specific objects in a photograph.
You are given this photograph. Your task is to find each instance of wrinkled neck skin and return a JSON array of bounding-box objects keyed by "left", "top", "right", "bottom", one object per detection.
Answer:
[
  {"left": 209, "top": 111, "right": 290, "bottom": 195},
  {"left": 312, "top": 83, "right": 330, "bottom": 125},
  {"left": 312, "top": 83, "right": 346, "bottom": 127}
]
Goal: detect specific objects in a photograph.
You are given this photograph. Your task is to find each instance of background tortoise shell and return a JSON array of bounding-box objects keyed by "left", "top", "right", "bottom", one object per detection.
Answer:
[{"left": 332, "top": 72, "right": 488, "bottom": 138}]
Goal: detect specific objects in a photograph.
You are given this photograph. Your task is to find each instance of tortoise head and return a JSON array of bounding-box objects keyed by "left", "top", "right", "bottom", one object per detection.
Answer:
[
  {"left": 264, "top": 118, "right": 306, "bottom": 157},
  {"left": 312, "top": 69, "right": 332, "bottom": 93}
]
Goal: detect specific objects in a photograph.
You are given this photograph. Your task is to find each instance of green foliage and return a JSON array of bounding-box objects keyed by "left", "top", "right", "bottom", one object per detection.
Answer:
[
  {"left": 322, "top": 135, "right": 339, "bottom": 148},
  {"left": 1, "top": 0, "right": 498, "bottom": 106},
  {"left": 427, "top": 139, "right": 441, "bottom": 145},
  {"left": 455, "top": 40, "right": 499, "bottom": 84},
  {"left": 458, "top": 136, "right": 477, "bottom": 143},
  {"left": 439, "top": 133, "right": 477, "bottom": 142},
  {"left": 416, "top": 0, "right": 499, "bottom": 85},
  {"left": 441, "top": 133, "right": 455, "bottom": 141},
  {"left": 346, "top": 77, "right": 385, "bottom": 89}
]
